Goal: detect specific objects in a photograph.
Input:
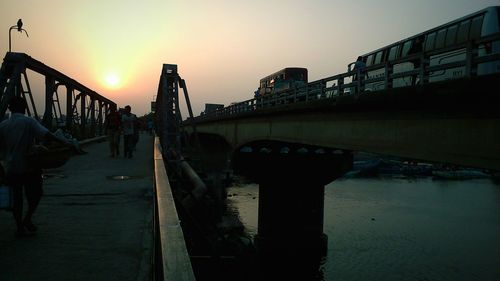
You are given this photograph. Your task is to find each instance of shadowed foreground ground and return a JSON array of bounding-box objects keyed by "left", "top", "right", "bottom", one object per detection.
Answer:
[{"left": 0, "top": 134, "right": 154, "bottom": 281}]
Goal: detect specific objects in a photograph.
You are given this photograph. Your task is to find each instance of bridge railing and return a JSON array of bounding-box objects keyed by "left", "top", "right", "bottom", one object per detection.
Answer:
[
  {"left": 0, "top": 52, "right": 116, "bottom": 140},
  {"left": 197, "top": 33, "right": 500, "bottom": 120},
  {"left": 153, "top": 137, "right": 196, "bottom": 281}
]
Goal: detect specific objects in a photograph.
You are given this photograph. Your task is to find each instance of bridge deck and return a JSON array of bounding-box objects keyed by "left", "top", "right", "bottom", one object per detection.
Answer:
[{"left": 0, "top": 134, "right": 154, "bottom": 281}]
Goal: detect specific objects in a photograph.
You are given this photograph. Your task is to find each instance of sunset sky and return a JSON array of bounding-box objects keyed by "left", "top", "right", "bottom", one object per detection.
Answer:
[{"left": 1, "top": 0, "right": 497, "bottom": 116}]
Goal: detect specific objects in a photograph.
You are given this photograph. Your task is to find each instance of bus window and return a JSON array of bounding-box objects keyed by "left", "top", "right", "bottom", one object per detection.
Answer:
[
  {"left": 470, "top": 15, "right": 484, "bottom": 40},
  {"left": 457, "top": 20, "right": 471, "bottom": 43},
  {"left": 435, "top": 29, "right": 447, "bottom": 49},
  {"left": 425, "top": 33, "right": 436, "bottom": 51},
  {"left": 374, "top": 51, "right": 383, "bottom": 65},
  {"left": 290, "top": 72, "right": 304, "bottom": 81},
  {"left": 446, "top": 25, "right": 458, "bottom": 47},
  {"left": 401, "top": 41, "right": 412, "bottom": 56},
  {"left": 388, "top": 45, "right": 400, "bottom": 61},
  {"left": 366, "top": 54, "right": 374, "bottom": 66}
]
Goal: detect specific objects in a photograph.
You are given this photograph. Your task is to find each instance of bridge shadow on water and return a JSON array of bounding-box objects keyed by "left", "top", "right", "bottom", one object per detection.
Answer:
[{"left": 190, "top": 249, "right": 327, "bottom": 281}]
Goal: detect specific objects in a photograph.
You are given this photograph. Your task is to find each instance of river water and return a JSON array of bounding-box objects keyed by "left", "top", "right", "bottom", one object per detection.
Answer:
[{"left": 226, "top": 175, "right": 500, "bottom": 281}]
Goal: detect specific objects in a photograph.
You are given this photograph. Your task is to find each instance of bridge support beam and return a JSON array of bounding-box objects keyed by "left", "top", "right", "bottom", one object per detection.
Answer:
[{"left": 232, "top": 142, "right": 352, "bottom": 256}]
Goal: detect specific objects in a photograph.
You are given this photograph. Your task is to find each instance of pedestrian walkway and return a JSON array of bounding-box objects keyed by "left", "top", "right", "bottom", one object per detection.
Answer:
[{"left": 0, "top": 134, "right": 154, "bottom": 281}]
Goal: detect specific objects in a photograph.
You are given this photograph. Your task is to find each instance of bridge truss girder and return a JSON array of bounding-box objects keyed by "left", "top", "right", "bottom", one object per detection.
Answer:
[
  {"left": 0, "top": 52, "right": 116, "bottom": 139},
  {"left": 155, "top": 64, "right": 183, "bottom": 154}
]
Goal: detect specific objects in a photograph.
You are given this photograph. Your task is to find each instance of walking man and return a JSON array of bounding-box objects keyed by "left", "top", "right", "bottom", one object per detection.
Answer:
[
  {"left": 104, "top": 106, "right": 121, "bottom": 157},
  {"left": 121, "top": 105, "right": 136, "bottom": 158},
  {"left": 0, "top": 96, "right": 76, "bottom": 237}
]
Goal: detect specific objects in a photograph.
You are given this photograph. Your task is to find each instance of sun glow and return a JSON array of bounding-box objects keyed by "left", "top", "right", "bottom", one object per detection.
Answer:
[{"left": 104, "top": 73, "right": 121, "bottom": 88}]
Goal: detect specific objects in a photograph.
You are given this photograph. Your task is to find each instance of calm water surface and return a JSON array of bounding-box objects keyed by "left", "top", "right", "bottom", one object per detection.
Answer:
[{"left": 226, "top": 176, "right": 500, "bottom": 281}]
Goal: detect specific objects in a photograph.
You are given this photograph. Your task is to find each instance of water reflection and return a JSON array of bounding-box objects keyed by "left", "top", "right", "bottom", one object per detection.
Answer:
[
  {"left": 227, "top": 182, "right": 327, "bottom": 280},
  {"left": 227, "top": 176, "right": 500, "bottom": 281},
  {"left": 257, "top": 252, "right": 325, "bottom": 281}
]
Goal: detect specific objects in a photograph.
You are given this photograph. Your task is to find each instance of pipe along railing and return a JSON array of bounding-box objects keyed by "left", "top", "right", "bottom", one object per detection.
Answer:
[{"left": 197, "top": 33, "right": 500, "bottom": 120}]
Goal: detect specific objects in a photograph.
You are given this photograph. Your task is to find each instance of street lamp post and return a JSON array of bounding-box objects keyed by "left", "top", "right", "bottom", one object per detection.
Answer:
[{"left": 9, "top": 19, "right": 29, "bottom": 52}]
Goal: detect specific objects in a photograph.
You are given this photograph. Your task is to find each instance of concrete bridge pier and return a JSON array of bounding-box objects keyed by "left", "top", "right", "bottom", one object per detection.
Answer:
[
  {"left": 255, "top": 177, "right": 328, "bottom": 256},
  {"left": 232, "top": 143, "right": 352, "bottom": 256}
]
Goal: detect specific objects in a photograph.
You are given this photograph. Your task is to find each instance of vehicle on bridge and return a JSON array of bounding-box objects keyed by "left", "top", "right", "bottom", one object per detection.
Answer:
[
  {"left": 258, "top": 67, "right": 308, "bottom": 96},
  {"left": 201, "top": 103, "right": 224, "bottom": 115},
  {"left": 349, "top": 6, "right": 500, "bottom": 92},
  {"left": 202, "top": 7, "right": 499, "bottom": 118}
]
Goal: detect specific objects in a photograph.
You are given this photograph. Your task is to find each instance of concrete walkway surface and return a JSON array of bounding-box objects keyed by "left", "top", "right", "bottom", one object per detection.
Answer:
[{"left": 0, "top": 134, "right": 154, "bottom": 281}]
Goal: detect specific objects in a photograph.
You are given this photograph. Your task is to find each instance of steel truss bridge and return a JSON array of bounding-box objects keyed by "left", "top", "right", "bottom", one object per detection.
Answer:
[{"left": 0, "top": 52, "right": 116, "bottom": 139}]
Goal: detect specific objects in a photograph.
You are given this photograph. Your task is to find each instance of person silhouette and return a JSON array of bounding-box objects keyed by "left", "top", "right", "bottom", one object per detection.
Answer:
[
  {"left": 104, "top": 106, "right": 121, "bottom": 157},
  {"left": 408, "top": 35, "right": 425, "bottom": 85},
  {"left": 352, "top": 56, "right": 367, "bottom": 93},
  {"left": 121, "top": 105, "right": 137, "bottom": 158},
  {"left": 0, "top": 96, "right": 77, "bottom": 237}
]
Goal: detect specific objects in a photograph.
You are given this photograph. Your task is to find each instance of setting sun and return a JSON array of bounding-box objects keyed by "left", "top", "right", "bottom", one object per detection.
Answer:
[{"left": 104, "top": 73, "right": 120, "bottom": 88}]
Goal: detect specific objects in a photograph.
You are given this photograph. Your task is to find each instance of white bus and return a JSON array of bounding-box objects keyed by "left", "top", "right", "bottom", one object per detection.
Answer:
[{"left": 350, "top": 6, "right": 500, "bottom": 92}]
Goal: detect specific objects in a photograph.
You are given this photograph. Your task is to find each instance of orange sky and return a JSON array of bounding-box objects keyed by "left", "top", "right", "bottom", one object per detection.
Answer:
[{"left": 1, "top": 0, "right": 496, "bottom": 116}]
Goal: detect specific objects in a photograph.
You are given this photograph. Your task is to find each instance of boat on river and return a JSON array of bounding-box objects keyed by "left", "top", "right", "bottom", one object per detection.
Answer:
[{"left": 432, "top": 169, "right": 490, "bottom": 180}]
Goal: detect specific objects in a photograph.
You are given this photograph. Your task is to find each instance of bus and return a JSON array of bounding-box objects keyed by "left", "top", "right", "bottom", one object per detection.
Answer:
[
  {"left": 258, "top": 67, "right": 308, "bottom": 96},
  {"left": 349, "top": 6, "right": 500, "bottom": 92}
]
